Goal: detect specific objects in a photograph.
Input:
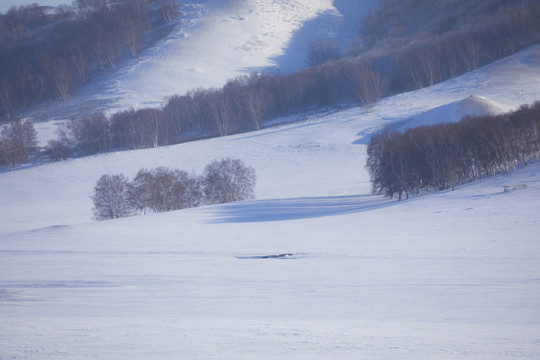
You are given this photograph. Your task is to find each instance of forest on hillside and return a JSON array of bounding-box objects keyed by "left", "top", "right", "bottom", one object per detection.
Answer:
[
  {"left": 367, "top": 102, "right": 540, "bottom": 200},
  {"left": 0, "top": 0, "right": 179, "bottom": 119},
  {"left": 1, "top": 0, "right": 540, "bottom": 171}
]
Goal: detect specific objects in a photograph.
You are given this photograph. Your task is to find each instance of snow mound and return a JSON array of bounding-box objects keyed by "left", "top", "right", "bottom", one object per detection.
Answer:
[
  {"left": 399, "top": 95, "right": 515, "bottom": 132},
  {"left": 457, "top": 95, "right": 514, "bottom": 119}
]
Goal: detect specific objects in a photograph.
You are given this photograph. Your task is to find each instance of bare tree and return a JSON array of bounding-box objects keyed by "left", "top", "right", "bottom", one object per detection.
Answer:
[
  {"left": 64, "top": 113, "right": 111, "bottom": 156},
  {"left": 129, "top": 167, "right": 203, "bottom": 213},
  {"left": 44, "top": 139, "right": 71, "bottom": 161},
  {"left": 91, "top": 174, "right": 133, "bottom": 220},
  {"left": 307, "top": 38, "right": 341, "bottom": 67},
  {"left": 226, "top": 75, "right": 274, "bottom": 130},
  {"left": 459, "top": 37, "right": 480, "bottom": 72},
  {"left": 0, "top": 79, "right": 15, "bottom": 118},
  {"left": 42, "top": 56, "right": 75, "bottom": 100},
  {"left": 68, "top": 41, "right": 92, "bottom": 83},
  {"left": 205, "top": 90, "right": 232, "bottom": 136},
  {"left": 351, "top": 65, "right": 386, "bottom": 108},
  {"left": 158, "top": 0, "right": 180, "bottom": 24},
  {"left": 0, "top": 119, "right": 37, "bottom": 169},
  {"left": 202, "top": 158, "right": 256, "bottom": 204}
]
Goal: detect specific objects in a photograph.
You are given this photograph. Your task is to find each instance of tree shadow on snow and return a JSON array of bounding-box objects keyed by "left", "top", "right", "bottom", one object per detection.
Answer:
[
  {"left": 243, "top": 0, "right": 378, "bottom": 75},
  {"left": 208, "top": 194, "right": 395, "bottom": 223}
]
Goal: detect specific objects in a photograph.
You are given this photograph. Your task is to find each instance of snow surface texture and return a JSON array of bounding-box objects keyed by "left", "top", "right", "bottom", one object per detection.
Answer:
[{"left": 2, "top": 1, "right": 540, "bottom": 358}]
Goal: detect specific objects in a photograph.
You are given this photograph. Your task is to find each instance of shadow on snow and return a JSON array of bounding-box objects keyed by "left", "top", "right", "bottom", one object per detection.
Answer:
[
  {"left": 208, "top": 194, "right": 395, "bottom": 223},
  {"left": 243, "top": 0, "right": 378, "bottom": 75}
]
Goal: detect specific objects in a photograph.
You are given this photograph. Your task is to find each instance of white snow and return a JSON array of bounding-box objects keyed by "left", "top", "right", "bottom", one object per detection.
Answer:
[
  {"left": 1, "top": 0, "right": 540, "bottom": 358},
  {"left": 398, "top": 95, "right": 515, "bottom": 132}
]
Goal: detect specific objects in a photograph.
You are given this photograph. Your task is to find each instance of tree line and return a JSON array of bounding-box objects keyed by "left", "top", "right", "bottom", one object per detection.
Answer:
[
  {"left": 91, "top": 158, "right": 256, "bottom": 220},
  {"left": 312, "top": 0, "right": 540, "bottom": 93},
  {"left": 42, "top": 64, "right": 386, "bottom": 159},
  {"left": 0, "top": 0, "right": 180, "bottom": 119},
  {"left": 41, "top": 0, "right": 540, "bottom": 160},
  {"left": 367, "top": 102, "right": 540, "bottom": 200}
]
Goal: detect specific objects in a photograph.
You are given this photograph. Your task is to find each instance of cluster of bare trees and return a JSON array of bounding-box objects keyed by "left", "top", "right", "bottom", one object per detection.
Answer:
[
  {"left": 307, "top": 38, "right": 341, "bottom": 67},
  {"left": 161, "top": 64, "right": 386, "bottom": 138},
  {"left": 360, "top": 0, "right": 526, "bottom": 49},
  {"left": 367, "top": 102, "right": 540, "bottom": 200},
  {"left": 0, "top": 0, "right": 179, "bottom": 119},
  {"left": 355, "top": 0, "right": 540, "bottom": 93},
  {"left": 43, "top": 65, "right": 386, "bottom": 159},
  {"left": 0, "top": 118, "right": 37, "bottom": 169},
  {"left": 91, "top": 158, "right": 256, "bottom": 220}
]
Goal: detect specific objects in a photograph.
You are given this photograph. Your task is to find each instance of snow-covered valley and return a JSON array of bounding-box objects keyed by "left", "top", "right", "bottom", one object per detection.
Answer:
[{"left": 1, "top": 0, "right": 540, "bottom": 358}]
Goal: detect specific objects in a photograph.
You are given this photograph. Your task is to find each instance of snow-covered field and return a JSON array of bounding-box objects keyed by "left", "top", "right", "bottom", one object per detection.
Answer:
[{"left": 2, "top": 0, "right": 540, "bottom": 358}]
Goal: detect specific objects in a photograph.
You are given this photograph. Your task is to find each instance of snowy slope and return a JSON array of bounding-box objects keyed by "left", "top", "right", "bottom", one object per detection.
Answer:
[
  {"left": 105, "top": 0, "right": 377, "bottom": 111},
  {"left": 25, "top": 0, "right": 377, "bottom": 122},
  {"left": 1, "top": 4, "right": 540, "bottom": 359},
  {"left": 398, "top": 95, "right": 515, "bottom": 132}
]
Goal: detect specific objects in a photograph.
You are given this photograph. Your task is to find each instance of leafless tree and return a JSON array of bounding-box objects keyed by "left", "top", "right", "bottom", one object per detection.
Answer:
[
  {"left": 307, "top": 38, "right": 341, "bottom": 67},
  {"left": 91, "top": 174, "right": 133, "bottom": 220},
  {"left": 0, "top": 79, "right": 15, "bottom": 118},
  {"left": 205, "top": 90, "right": 232, "bottom": 136},
  {"left": 129, "top": 167, "right": 203, "bottom": 213},
  {"left": 202, "top": 158, "right": 256, "bottom": 204},
  {"left": 44, "top": 139, "right": 71, "bottom": 161},
  {"left": 351, "top": 65, "right": 386, "bottom": 108},
  {"left": 63, "top": 113, "right": 111, "bottom": 156},
  {"left": 158, "top": 0, "right": 180, "bottom": 24},
  {"left": 0, "top": 118, "right": 37, "bottom": 169},
  {"left": 42, "top": 56, "right": 75, "bottom": 100}
]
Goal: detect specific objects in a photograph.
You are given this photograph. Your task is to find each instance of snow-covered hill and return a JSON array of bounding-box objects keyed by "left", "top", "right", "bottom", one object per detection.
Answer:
[
  {"left": 26, "top": 0, "right": 377, "bottom": 122},
  {"left": 398, "top": 95, "right": 515, "bottom": 132},
  {"left": 1, "top": 0, "right": 540, "bottom": 358}
]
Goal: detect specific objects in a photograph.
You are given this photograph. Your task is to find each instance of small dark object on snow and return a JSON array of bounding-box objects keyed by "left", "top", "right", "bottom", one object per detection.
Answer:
[{"left": 261, "top": 253, "right": 294, "bottom": 259}]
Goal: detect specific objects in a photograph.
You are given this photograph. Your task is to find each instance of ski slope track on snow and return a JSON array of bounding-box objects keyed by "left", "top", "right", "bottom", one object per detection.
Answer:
[{"left": 2, "top": 1, "right": 540, "bottom": 359}]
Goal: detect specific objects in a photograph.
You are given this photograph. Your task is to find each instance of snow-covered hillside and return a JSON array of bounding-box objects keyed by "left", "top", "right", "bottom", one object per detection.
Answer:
[
  {"left": 26, "top": 0, "right": 377, "bottom": 122},
  {"left": 1, "top": 0, "right": 540, "bottom": 358},
  {"left": 106, "top": 0, "right": 377, "bottom": 109}
]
